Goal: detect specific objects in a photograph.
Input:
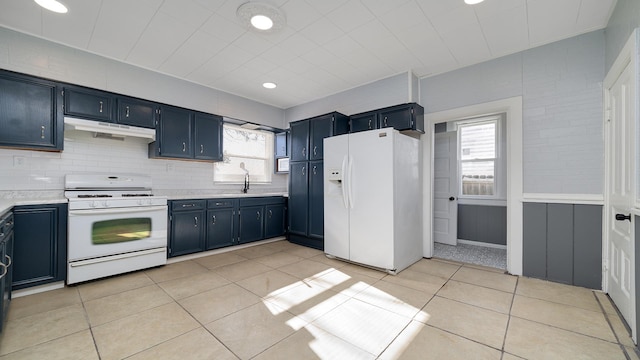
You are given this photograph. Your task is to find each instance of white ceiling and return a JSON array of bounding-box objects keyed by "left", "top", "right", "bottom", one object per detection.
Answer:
[{"left": 0, "top": 0, "right": 617, "bottom": 109}]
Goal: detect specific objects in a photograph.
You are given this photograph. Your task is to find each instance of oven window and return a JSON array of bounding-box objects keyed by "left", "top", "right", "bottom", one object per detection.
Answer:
[{"left": 92, "top": 218, "right": 152, "bottom": 244}]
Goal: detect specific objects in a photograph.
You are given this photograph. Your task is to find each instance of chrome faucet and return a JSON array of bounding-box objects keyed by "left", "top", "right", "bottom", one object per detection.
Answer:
[{"left": 240, "top": 162, "right": 250, "bottom": 193}]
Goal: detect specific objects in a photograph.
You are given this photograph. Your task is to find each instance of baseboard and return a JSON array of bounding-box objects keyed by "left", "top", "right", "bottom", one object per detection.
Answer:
[
  {"left": 12, "top": 281, "right": 65, "bottom": 298},
  {"left": 166, "top": 236, "right": 286, "bottom": 264},
  {"left": 457, "top": 239, "right": 507, "bottom": 250}
]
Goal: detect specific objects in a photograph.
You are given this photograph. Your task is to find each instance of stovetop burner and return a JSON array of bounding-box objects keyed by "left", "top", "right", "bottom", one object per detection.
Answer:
[{"left": 77, "top": 194, "right": 113, "bottom": 198}]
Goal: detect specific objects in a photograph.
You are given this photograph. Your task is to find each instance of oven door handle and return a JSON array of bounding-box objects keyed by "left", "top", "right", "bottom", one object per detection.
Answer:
[{"left": 69, "top": 205, "right": 168, "bottom": 216}]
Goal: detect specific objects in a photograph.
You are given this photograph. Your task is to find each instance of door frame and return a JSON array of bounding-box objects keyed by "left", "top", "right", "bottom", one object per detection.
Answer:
[
  {"left": 423, "top": 96, "right": 523, "bottom": 275},
  {"left": 603, "top": 28, "right": 638, "bottom": 342}
]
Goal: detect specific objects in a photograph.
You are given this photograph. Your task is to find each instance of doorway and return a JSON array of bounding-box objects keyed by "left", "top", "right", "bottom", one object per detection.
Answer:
[
  {"left": 422, "top": 97, "right": 523, "bottom": 276},
  {"left": 432, "top": 116, "right": 508, "bottom": 270}
]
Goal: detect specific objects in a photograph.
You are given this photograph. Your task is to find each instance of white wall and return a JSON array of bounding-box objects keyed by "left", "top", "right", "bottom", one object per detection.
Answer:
[
  {"left": 421, "top": 30, "right": 605, "bottom": 195},
  {"left": 284, "top": 71, "right": 414, "bottom": 123},
  {"left": 0, "top": 27, "right": 285, "bottom": 129}
]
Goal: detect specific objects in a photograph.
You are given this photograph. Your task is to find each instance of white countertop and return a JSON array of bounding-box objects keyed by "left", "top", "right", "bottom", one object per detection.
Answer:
[{"left": 0, "top": 192, "right": 287, "bottom": 214}]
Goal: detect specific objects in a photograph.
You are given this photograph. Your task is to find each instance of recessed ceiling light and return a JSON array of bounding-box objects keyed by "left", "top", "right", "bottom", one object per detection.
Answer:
[
  {"left": 34, "top": 0, "right": 68, "bottom": 13},
  {"left": 263, "top": 82, "right": 277, "bottom": 89},
  {"left": 237, "top": 2, "right": 285, "bottom": 33},
  {"left": 464, "top": 0, "right": 485, "bottom": 4},
  {"left": 251, "top": 15, "right": 273, "bottom": 30}
]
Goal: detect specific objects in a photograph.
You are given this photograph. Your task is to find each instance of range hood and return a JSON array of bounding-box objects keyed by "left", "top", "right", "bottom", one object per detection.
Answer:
[{"left": 64, "top": 117, "right": 156, "bottom": 141}]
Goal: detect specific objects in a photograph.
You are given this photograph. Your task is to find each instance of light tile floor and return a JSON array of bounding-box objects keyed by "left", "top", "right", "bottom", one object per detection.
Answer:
[{"left": 0, "top": 240, "right": 637, "bottom": 360}]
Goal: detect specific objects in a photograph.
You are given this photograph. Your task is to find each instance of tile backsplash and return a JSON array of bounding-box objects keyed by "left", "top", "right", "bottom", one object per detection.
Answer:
[{"left": 1, "top": 129, "right": 287, "bottom": 196}]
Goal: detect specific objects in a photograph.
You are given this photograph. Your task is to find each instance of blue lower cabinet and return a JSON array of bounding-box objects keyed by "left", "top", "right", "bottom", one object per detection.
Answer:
[
  {"left": 239, "top": 205, "right": 264, "bottom": 244},
  {"left": 168, "top": 197, "right": 286, "bottom": 257},
  {"left": 12, "top": 204, "right": 67, "bottom": 290},
  {"left": 0, "top": 211, "right": 14, "bottom": 333}
]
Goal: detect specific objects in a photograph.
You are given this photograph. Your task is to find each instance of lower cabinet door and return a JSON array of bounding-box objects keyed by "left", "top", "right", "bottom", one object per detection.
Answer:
[
  {"left": 239, "top": 206, "right": 264, "bottom": 244},
  {"left": 288, "top": 162, "right": 308, "bottom": 236},
  {"left": 13, "top": 204, "right": 67, "bottom": 290},
  {"left": 308, "top": 161, "right": 324, "bottom": 239},
  {"left": 265, "top": 204, "right": 286, "bottom": 238},
  {"left": 170, "top": 210, "right": 205, "bottom": 257},
  {"left": 206, "top": 209, "right": 235, "bottom": 250}
]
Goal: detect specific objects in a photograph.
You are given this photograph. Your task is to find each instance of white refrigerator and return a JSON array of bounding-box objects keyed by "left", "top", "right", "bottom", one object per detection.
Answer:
[{"left": 323, "top": 128, "right": 423, "bottom": 274}]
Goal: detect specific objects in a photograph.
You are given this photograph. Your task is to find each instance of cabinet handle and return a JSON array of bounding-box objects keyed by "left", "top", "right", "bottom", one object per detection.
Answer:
[
  {"left": 257, "top": 211, "right": 261, "bottom": 219},
  {"left": 182, "top": 204, "right": 195, "bottom": 208},
  {"left": 313, "top": 165, "right": 317, "bottom": 175},
  {"left": 368, "top": 119, "right": 372, "bottom": 129},
  {"left": 194, "top": 216, "right": 198, "bottom": 227},
  {"left": 268, "top": 209, "right": 272, "bottom": 218},
  {"left": 302, "top": 166, "right": 305, "bottom": 176},
  {"left": 302, "top": 147, "right": 306, "bottom": 157},
  {"left": 125, "top": 106, "right": 130, "bottom": 117},
  {"left": 212, "top": 215, "right": 216, "bottom": 224},
  {"left": 0, "top": 262, "right": 6, "bottom": 280},
  {"left": 5, "top": 255, "right": 11, "bottom": 267},
  {"left": 41, "top": 125, "right": 45, "bottom": 139},
  {"left": 313, "top": 146, "right": 317, "bottom": 156},
  {"left": 182, "top": 142, "right": 186, "bottom": 152},
  {"left": 99, "top": 101, "right": 103, "bottom": 113},
  {"left": 200, "top": 144, "right": 204, "bottom": 154},
  {"left": 384, "top": 116, "right": 388, "bottom": 127}
]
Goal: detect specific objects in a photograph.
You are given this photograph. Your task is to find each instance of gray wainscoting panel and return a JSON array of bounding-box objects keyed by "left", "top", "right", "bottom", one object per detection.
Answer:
[
  {"left": 457, "top": 205, "right": 507, "bottom": 245},
  {"left": 522, "top": 202, "right": 603, "bottom": 289},
  {"left": 573, "top": 205, "right": 602, "bottom": 289},
  {"left": 547, "top": 204, "right": 574, "bottom": 284},
  {"left": 523, "top": 203, "right": 548, "bottom": 279}
]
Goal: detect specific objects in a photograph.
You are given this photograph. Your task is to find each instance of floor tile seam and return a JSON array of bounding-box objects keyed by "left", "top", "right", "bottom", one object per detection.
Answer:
[
  {"left": 374, "top": 317, "right": 417, "bottom": 359},
  {"left": 441, "top": 277, "right": 517, "bottom": 296},
  {"left": 76, "top": 295, "right": 102, "bottom": 359},
  {"left": 508, "top": 314, "right": 620, "bottom": 344},
  {"left": 422, "top": 322, "right": 507, "bottom": 353},
  {"left": 348, "top": 290, "right": 431, "bottom": 320},
  {"left": 3, "top": 302, "right": 87, "bottom": 328},
  {"left": 5, "top": 298, "right": 84, "bottom": 323},
  {"left": 500, "top": 276, "right": 519, "bottom": 352},
  {"left": 87, "top": 297, "right": 179, "bottom": 330},
  {"left": 157, "top": 280, "right": 234, "bottom": 302},
  {"left": 0, "top": 326, "right": 94, "bottom": 358},
  {"left": 460, "top": 263, "right": 508, "bottom": 274},
  {"left": 510, "top": 292, "right": 605, "bottom": 314},
  {"left": 77, "top": 281, "right": 157, "bottom": 302},
  {"left": 376, "top": 277, "right": 437, "bottom": 297},
  {"left": 593, "top": 291, "right": 634, "bottom": 359},
  {"left": 433, "top": 292, "right": 511, "bottom": 315},
  {"left": 429, "top": 294, "right": 513, "bottom": 318},
  {"left": 81, "top": 283, "right": 170, "bottom": 308}
]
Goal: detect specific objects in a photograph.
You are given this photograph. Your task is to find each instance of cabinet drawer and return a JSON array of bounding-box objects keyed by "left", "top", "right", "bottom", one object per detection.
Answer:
[
  {"left": 171, "top": 200, "right": 206, "bottom": 211},
  {"left": 239, "top": 196, "right": 285, "bottom": 207},
  {"left": 207, "top": 199, "right": 237, "bottom": 209}
]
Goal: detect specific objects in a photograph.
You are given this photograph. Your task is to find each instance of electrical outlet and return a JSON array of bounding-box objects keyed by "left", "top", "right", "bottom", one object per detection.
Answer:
[{"left": 13, "top": 156, "right": 26, "bottom": 168}]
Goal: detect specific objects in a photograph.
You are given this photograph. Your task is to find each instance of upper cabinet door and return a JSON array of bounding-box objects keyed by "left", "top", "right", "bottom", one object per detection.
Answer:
[
  {"left": 0, "top": 72, "right": 63, "bottom": 150},
  {"left": 310, "top": 114, "right": 334, "bottom": 161},
  {"left": 117, "top": 97, "right": 157, "bottom": 128},
  {"left": 158, "top": 106, "right": 193, "bottom": 158},
  {"left": 290, "top": 120, "right": 309, "bottom": 162},
  {"left": 64, "top": 87, "right": 114, "bottom": 122},
  {"left": 379, "top": 106, "right": 412, "bottom": 130},
  {"left": 193, "top": 112, "right": 222, "bottom": 161},
  {"left": 350, "top": 111, "right": 378, "bottom": 133}
]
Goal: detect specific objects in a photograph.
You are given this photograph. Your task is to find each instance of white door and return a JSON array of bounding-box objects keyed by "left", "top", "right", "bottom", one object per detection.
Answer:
[
  {"left": 605, "top": 61, "right": 635, "bottom": 336},
  {"left": 433, "top": 131, "right": 457, "bottom": 245}
]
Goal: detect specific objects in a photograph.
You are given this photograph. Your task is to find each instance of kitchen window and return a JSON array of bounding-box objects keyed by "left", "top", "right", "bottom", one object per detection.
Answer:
[
  {"left": 214, "top": 124, "right": 273, "bottom": 183},
  {"left": 458, "top": 117, "right": 500, "bottom": 197}
]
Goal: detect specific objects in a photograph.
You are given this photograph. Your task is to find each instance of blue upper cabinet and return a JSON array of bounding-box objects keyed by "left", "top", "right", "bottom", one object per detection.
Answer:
[
  {"left": 153, "top": 105, "right": 193, "bottom": 159},
  {"left": 194, "top": 112, "right": 223, "bottom": 161},
  {"left": 117, "top": 97, "right": 158, "bottom": 129},
  {"left": 290, "top": 120, "right": 309, "bottom": 162},
  {"left": 350, "top": 103, "right": 424, "bottom": 134},
  {"left": 64, "top": 86, "right": 115, "bottom": 122},
  {"left": 0, "top": 70, "right": 63, "bottom": 151},
  {"left": 149, "top": 107, "right": 223, "bottom": 162},
  {"left": 349, "top": 111, "right": 378, "bottom": 133}
]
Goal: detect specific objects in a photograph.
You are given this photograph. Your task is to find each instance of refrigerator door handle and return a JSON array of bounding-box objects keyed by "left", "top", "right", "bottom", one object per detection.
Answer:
[
  {"left": 347, "top": 155, "right": 354, "bottom": 209},
  {"left": 341, "top": 155, "right": 349, "bottom": 209}
]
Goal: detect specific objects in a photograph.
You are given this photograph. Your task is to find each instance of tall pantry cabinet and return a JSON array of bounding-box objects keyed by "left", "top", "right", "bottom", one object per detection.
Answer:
[{"left": 288, "top": 112, "right": 349, "bottom": 250}]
